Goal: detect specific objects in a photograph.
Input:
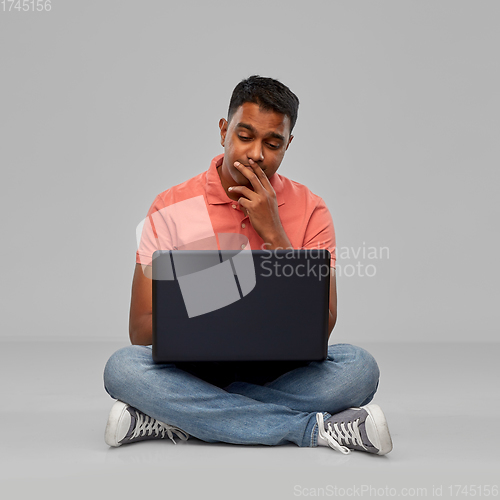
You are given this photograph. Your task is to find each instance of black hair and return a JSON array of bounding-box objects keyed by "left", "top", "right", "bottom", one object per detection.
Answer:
[{"left": 227, "top": 75, "right": 299, "bottom": 134}]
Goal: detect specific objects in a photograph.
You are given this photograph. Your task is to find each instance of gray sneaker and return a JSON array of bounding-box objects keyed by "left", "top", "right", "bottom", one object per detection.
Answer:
[
  {"left": 316, "top": 404, "right": 393, "bottom": 455},
  {"left": 105, "top": 400, "right": 189, "bottom": 447}
]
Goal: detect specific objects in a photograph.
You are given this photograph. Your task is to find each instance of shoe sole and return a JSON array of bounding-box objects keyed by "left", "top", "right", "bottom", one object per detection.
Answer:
[
  {"left": 363, "top": 404, "right": 393, "bottom": 455},
  {"left": 104, "top": 400, "right": 129, "bottom": 447}
]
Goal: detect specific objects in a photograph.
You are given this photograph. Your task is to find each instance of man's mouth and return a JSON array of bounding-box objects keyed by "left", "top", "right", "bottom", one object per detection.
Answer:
[{"left": 239, "top": 163, "right": 266, "bottom": 172}]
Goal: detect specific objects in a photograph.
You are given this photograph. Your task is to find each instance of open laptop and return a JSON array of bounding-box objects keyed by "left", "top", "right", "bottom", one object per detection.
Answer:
[{"left": 152, "top": 249, "right": 331, "bottom": 363}]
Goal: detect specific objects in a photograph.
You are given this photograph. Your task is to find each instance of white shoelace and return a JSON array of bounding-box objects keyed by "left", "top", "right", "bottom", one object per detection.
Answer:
[
  {"left": 316, "top": 413, "right": 365, "bottom": 455},
  {"left": 131, "top": 412, "right": 189, "bottom": 444}
]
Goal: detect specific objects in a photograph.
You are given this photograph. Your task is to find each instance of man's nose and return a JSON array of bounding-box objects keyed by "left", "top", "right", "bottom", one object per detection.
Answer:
[{"left": 247, "top": 141, "right": 264, "bottom": 163}]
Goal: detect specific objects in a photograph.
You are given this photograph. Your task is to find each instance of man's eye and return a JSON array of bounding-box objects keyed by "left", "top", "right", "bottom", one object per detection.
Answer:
[
  {"left": 267, "top": 143, "right": 280, "bottom": 149},
  {"left": 238, "top": 136, "right": 251, "bottom": 141}
]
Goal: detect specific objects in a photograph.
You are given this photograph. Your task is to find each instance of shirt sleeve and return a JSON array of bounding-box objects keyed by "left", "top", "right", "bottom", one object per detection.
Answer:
[
  {"left": 136, "top": 193, "right": 218, "bottom": 267},
  {"left": 135, "top": 195, "right": 173, "bottom": 267},
  {"left": 301, "top": 197, "right": 337, "bottom": 269}
]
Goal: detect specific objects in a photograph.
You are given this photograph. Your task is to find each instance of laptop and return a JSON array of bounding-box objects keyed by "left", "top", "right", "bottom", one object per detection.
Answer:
[{"left": 152, "top": 249, "right": 331, "bottom": 363}]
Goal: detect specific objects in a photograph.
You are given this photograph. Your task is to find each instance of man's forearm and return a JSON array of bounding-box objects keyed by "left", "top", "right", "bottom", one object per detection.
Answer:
[
  {"left": 129, "top": 313, "right": 153, "bottom": 345},
  {"left": 262, "top": 232, "right": 292, "bottom": 251}
]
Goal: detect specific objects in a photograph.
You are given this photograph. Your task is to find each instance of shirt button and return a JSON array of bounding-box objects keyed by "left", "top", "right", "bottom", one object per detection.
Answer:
[
  {"left": 241, "top": 223, "right": 246, "bottom": 228},
  {"left": 241, "top": 244, "right": 246, "bottom": 250},
  {"left": 232, "top": 204, "right": 237, "bottom": 209}
]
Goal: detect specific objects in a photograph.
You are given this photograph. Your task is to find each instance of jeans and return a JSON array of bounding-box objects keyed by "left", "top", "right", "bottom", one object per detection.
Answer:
[{"left": 103, "top": 343, "right": 379, "bottom": 448}]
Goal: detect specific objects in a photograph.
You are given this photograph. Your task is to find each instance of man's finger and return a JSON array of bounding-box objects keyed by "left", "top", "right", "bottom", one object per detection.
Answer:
[
  {"left": 228, "top": 185, "right": 256, "bottom": 201},
  {"left": 237, "top": 197, "right": 250, "bottom": 215},
  {"left": 234, "top": 161, "right": 265, "bottom": 193},
  {"left": 248, "top": 159, "right": 274, "bottom": 192}
]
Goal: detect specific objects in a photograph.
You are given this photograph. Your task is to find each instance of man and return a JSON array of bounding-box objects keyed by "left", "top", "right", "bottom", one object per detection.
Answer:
[{"left": 103, "top": 76, "right": 393, "bottom": 455}]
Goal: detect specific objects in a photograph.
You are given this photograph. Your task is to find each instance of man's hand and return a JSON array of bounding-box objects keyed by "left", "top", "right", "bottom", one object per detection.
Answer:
[{"left": 228, "top": 159, "right": 291, "bottom": 248}]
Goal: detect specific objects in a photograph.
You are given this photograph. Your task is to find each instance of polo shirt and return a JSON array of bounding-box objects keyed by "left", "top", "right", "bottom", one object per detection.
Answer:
[{"left": 136, "top": 154, "right": 336, "bottom": 268}]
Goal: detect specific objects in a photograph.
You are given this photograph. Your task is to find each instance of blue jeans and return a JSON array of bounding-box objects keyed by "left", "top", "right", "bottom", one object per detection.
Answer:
[{"left": 103, "top": 344, "right": 379, "bottom": 447}]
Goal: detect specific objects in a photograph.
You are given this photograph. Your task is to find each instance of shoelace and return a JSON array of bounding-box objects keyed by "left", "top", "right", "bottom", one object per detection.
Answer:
[
  {"left": 316, "top": 413, "right": 365, "bottom": 455},
  {"left": 131, "top": 411, "right": 189, "bottom": 444}
]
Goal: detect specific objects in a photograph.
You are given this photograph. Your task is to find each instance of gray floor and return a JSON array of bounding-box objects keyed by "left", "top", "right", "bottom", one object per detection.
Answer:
[{"left": 1, "top": 341, "right": 499, "bottom": 500}]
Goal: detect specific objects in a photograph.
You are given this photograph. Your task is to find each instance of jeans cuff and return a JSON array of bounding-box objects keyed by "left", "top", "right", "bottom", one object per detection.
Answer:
[{"left": 309, "top": 411, "right": 331, "bottom": 447}]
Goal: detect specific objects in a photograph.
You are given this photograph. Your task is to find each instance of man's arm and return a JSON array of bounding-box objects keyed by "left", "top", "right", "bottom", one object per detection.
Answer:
[
  {"left": 229, "top": 160, "right": 338, "bottom": 337},
  {"left": 129, "top": 264, "right": 153, "bottom": 345}
]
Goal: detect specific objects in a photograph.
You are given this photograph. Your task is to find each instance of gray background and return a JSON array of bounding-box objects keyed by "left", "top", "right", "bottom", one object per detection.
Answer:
[
  {"left": 1, "top": 2, "right": 499, "bottom": 499},
  {"left": 1, "top": 0, "right": 499, "bottom": 343}
]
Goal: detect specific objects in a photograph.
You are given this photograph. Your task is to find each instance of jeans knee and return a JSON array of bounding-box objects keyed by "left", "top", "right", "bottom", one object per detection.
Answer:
[
  {"left": 358, "top": 347, "right": 380, "bottom": 394},
  {"left": 351, "top": 345, "right": 380, "bottom": 405},
  {"left": 103, "top": 345, "right": 147, "bottom": 399},
  {"left": 329, "top": 343, "right": 380, "bottom": 407}
]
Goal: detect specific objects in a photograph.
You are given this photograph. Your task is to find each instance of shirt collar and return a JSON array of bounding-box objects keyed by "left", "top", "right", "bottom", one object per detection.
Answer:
[{"left": 205, "top": 154, "right": 285, "bottom": 207}]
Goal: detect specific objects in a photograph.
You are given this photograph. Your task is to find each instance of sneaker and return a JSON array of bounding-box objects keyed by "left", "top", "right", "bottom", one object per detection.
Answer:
[
  {"left": 105, "top": 400, "right": 189, "bottom": 447},
  {"left": 316, "top": 404, "right": 393, "bottom": 455}
]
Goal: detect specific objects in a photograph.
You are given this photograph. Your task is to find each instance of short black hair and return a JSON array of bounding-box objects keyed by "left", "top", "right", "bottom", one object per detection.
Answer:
[{"left": 227, "top": 75, "right": 299, "bottom": 134}]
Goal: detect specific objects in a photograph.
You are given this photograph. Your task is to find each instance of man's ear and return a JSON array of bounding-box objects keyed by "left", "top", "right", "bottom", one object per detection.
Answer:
[
  {"left": 219, "top": 118, "right": 228, "bottom": 147},
  {"left": 285, "top": 134, "right": 294, "bottom": 151}
]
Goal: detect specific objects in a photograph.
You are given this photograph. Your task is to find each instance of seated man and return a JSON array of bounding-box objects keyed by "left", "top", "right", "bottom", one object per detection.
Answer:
[{"left": 103, "top": 75, "right": 393, "bottom": 455}]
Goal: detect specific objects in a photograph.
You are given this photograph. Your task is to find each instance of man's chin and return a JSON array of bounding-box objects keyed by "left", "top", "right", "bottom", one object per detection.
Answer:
[{"left": 230, "top": 171, "right": 251, "bottom": 187}]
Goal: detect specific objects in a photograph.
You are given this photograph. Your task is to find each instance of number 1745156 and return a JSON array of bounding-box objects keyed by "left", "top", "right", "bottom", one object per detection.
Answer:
[{"left": 1, "top": 0, "right": 52, "bottom": 11}]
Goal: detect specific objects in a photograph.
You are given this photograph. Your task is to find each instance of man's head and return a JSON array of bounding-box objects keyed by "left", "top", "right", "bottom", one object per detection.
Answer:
[
  {"left": 218, "top": 76, "right": 299, "bottom": 194},
  {"left": 227, "top": 75, "right": 300, "bottom": 135}
]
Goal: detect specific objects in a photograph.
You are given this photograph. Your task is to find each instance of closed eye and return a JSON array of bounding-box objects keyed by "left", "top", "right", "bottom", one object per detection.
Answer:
[{"left": 238, "top": 135, "right": 280, "bottom": 149}]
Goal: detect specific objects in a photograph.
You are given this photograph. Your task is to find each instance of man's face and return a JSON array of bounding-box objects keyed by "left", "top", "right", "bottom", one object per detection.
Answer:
[{"left": 218, "top": 102, "right": 293, "bottom": 190}]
